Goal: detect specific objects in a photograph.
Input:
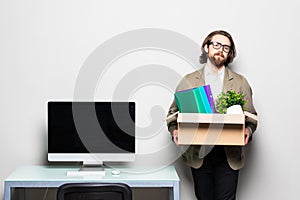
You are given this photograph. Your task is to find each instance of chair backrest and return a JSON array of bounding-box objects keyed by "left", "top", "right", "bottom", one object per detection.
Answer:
[{"left": 57, "top": 182, "right": 132, "bottom": 200}]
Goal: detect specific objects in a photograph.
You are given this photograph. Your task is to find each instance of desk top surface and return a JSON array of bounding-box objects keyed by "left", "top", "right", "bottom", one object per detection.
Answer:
[{"left": 5, "top": 165, "right": 180, "bottom": 182}]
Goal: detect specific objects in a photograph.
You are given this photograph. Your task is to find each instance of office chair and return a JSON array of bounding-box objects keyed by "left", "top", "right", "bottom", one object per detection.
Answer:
[{"left": 57, "top": 182, "right": 132, "bottom": 200}]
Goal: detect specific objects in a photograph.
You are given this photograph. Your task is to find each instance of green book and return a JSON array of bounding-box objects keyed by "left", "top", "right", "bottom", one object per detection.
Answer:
[
  {"left": 175, "top": 85, "right": 214, "bottom": 113},
  {"left": 175, "top": 88, "right": 205, "bottom": 113}
]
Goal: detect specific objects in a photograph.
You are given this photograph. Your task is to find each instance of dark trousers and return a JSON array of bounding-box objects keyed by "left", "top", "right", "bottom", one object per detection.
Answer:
[{"left": 191, "top": 146, "right": 239, "bottom": 200}]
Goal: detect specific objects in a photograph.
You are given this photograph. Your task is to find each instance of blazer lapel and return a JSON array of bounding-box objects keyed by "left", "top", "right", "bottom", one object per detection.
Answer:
[
  {"left": 195, "top": 67, "right": 206, "bottom": 86},
  {"left": 223, "top": 68, "right": 234, "bottom": 92}
]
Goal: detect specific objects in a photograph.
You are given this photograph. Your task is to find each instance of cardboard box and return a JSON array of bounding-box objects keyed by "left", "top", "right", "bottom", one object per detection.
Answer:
[{"left": 177, "top": 113, "right": 245, "bottom": 146}]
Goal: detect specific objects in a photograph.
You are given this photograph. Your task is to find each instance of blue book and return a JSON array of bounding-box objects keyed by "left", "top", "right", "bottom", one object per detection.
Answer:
[{"left": 195, "top": 86, "right": 213, "bottom": 113}]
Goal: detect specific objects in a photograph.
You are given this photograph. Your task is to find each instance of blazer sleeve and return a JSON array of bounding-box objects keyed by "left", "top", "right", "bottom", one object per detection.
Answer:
[
  {"left": 166, "top": 99, "right": 179, "bottom": 135},
  {"left": 240, "top": 76, "right": 258, "bottom": 133}
]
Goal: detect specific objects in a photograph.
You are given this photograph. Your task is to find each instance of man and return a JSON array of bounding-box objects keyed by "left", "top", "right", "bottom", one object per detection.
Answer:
[{"left": 167, "top": 30, "right": 257, "bottom": 200}]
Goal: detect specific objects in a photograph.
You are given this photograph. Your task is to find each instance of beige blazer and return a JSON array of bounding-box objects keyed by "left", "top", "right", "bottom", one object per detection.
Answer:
[{"left": 167, "top": 66, "right": 257, "bottom": 170}]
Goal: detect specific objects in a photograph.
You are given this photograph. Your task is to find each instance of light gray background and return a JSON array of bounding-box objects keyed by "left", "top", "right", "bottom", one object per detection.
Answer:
[{"left": 1, "top": 0, "right": 299, "bottom": 199}]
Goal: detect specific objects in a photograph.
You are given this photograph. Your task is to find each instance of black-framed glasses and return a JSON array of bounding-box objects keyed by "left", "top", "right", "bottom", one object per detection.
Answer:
[{"left": 209, "top": 41, "right": 231, "bottom": 53}]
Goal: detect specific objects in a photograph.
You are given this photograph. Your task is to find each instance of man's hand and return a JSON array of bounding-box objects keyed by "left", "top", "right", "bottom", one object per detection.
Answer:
[
  {"left": 172, "top": 130, "right": 179, "bottom": 146},
  {"left": 244, "top": 127, "right": 251, "bottom": 145}
]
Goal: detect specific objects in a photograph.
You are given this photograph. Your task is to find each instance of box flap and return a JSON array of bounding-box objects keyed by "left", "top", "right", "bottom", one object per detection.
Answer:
[{"left": 177, "top": 113, "right": 245, "bottom": 124}]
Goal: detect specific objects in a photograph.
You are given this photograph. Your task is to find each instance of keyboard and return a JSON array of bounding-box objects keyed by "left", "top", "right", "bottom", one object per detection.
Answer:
[{"left": 66, "top": 170, "right": 106, "bottom": 177}]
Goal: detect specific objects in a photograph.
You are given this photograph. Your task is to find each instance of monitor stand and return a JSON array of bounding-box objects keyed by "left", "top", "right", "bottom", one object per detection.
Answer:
[
  {"left": 80, "top": 160, "right": 105, "bottom": 172},
  {"left": 66, "top": 161, "right": 106, "bottom": 176},
  {"left": 80, "top": 161, "right": 104, "bottom": 171}
]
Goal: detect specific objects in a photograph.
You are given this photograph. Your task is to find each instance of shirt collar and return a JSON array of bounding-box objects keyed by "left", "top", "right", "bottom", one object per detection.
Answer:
[{"left": 204, "top": 65, "right": 225, "bottom": 82}]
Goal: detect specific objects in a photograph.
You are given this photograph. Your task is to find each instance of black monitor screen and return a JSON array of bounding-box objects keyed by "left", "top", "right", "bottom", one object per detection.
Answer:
[{"left": 48, "top": 102, "right": 135, "bottom": 154}]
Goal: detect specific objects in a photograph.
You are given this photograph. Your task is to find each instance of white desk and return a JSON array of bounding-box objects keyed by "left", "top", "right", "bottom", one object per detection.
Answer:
[{"left": 4, "top": 165, "right": 180, "bottom": 200}]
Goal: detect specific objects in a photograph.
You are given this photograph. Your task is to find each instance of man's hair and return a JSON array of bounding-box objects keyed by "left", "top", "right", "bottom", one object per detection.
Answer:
[{"left": 199, "top": 30, "right": 236, "bottom": 66}]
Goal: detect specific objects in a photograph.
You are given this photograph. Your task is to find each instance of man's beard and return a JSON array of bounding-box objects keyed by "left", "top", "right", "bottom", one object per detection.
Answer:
[{"left": 208, "top": 52, "right": 226, "bottom": 68}]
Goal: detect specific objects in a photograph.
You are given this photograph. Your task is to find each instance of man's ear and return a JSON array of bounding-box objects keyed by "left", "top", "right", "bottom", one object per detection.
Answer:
[{"left": 204, "top": 44, "right": 208, "bottom": 53}]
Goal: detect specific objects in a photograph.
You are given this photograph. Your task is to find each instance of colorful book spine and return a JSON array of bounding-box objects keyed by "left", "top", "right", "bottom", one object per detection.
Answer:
[{"left": 203, "top": 85, "right": 215, "bottom": 113}]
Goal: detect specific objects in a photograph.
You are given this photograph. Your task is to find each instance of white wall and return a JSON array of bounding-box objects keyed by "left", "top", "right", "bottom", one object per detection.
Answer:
[{"left": 1, "top": 0, "right": 300, "bottom": 199}]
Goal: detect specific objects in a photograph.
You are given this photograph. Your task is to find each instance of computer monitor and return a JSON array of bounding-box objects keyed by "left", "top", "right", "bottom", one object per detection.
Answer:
[{"left": 47, "top": 101, "right": 135, "bottom": 168}]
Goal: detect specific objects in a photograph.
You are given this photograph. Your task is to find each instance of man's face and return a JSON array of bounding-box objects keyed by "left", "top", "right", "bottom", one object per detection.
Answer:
[{"left": 205, "top": 34, "right": 231, "bottom": 68}]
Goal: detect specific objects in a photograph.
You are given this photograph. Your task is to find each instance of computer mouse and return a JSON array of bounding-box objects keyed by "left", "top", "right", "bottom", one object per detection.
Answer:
[{"left": 111, "top": 170, "right": 121, "bottom": 175}]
